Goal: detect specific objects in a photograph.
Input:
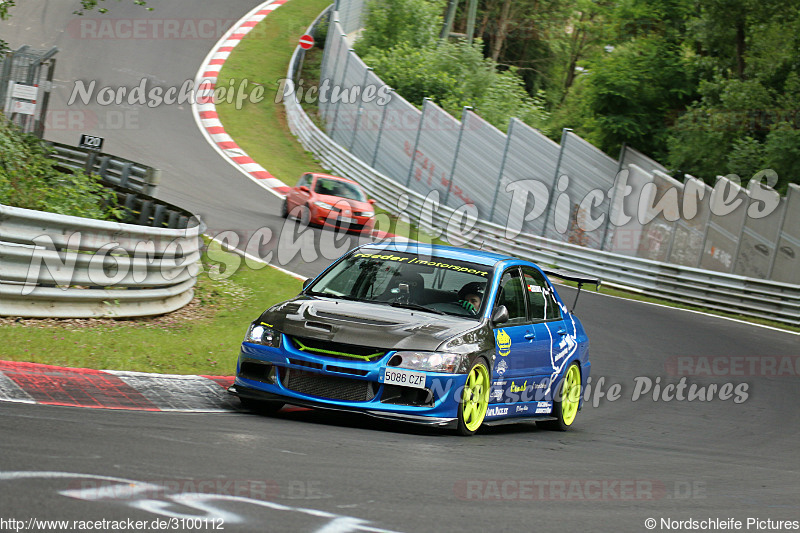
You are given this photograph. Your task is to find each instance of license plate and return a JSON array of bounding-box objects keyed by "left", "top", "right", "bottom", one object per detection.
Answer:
[
  {"left": 382, "top": 368, "right": 426, "bottom": 389},
  {"left": 339, "top": 216, "right": 357, "bottom": 224}
]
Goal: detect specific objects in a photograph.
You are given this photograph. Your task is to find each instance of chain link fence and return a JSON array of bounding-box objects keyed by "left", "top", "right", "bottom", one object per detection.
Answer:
[
  {"left": 309, "top": 0, "right": 800, "bottom": 286},
  {"left": 0, "top": 45, "right": 57, "bottom": 137}
]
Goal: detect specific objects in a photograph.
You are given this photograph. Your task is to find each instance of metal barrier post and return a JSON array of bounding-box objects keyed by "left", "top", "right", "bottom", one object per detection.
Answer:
[
  {"left": 542, "top": 128, "right": 570, "bottom": 236},
  {"left": 488, "top": 118, "right": 514, "bottom": 222},
  {"left": 601, "top": 142, "right": 626, "bottom": 250},
  {"left": 371, "top": 88, "right": 392, "bottom": 168},
  {"left": 443, "top": 106, "right": 471, "bottom": 206},
  {"left": 349, "top": 67, "right": 372, "bottom": 152},
  {"left": 405, "top": 98, "right": 430, "bottom": 186},
  {"left": 328, "top": 48, "right": 353, "bottom": 137},
  {"left": 767, "top": 193, "right": 792, "bottom": 280},
  {"left": 320, "top": 19, "right": 343, "bottom": 122}
]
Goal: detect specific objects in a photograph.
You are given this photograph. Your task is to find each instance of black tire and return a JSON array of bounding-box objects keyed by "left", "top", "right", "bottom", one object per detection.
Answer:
[
  {"left": 299, "top": 204, "right": 311, "bottom": 227},
  {"left": 280, "top": 198, "right": 289, "bottom": 218},
  {"left": 456, "top": 357, "right": 491, "bottom": 436},
  {"left": 537, "top": 362, "right": 581, "bottom": 431},
  {"left": 240, "top": 397, "right": 284, "bottom": 415}
]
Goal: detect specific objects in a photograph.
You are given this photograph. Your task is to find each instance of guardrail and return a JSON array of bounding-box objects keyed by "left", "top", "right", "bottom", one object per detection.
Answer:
[
  {"left": 283, "top": 14, "right": 800, "bottom": 327},
  {"left": 46, "top": 141, "right": 195, "bottom": 229},
  {"left": 48, "top": 141, "right": 159, "bottom": 195},
  {"left": 0, "top": 204, "right": 203, "bottom": 318}
]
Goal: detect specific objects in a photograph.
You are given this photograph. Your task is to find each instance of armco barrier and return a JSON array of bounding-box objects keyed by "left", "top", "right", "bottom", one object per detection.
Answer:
[
  {"left": 47, "top": 141, "right": 195, "bottom": 229},
  {"left": 48, "top": 142, "right": 158, "bottom": 195},
  {"left": 0, "top": 204, "right": 203, "bottom": 318},
  {"left": 283, "top": 15, "right": 800, "bottom": 327}
]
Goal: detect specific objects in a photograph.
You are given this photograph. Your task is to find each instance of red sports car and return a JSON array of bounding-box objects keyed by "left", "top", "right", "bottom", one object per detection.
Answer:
[{"left": 281, "top": 173, "right": 376, "bottom": 234}]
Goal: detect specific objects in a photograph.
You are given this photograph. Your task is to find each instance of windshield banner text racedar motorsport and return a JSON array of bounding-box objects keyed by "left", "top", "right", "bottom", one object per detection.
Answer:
[{"left": 351, "top": 252, "right": 490, "bottom": 277}]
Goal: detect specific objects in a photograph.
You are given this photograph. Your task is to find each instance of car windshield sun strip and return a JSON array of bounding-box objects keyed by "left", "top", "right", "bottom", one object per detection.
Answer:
[{"left": 292, "top": 338, "right": 384, "bottom": 361}]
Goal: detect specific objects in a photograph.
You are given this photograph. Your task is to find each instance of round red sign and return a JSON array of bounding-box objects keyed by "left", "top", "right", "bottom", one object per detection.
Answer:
[{"left": 299, "top": 34, "right": 314, "bottom": 50}]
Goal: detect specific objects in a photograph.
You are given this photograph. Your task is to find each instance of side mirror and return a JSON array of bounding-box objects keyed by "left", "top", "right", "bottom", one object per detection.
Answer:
[
  {"left": 299, "top": 186, "right": 310, "bottom": 193},
  {"left": 368, "top": 199, "right": 376, "bottom": 205},
  {"left": 302, "top": 278, "right": 313, "bottom": 290},
  {"left": 491, "top": 305, "right": 509, "bottom": 325}
]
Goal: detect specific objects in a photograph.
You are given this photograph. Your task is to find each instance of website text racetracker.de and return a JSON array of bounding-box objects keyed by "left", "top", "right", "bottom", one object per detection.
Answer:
[
  {"left": 665, "top": 356, "right": 800, "bottom": 377},
  {"left": 454, "top": 479, "right": 674, "bottom": 501},
  {"left": 0, "top": 517, "right": 224, "bottom": 531}
]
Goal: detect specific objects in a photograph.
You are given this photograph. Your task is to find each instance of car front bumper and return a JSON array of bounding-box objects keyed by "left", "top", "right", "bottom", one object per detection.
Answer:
[
  {"left": 233, "top": 342, "right": 469, "bottom": 426},
  {"left": 229, "top": 382, "right": 458, "bottom": 427}
]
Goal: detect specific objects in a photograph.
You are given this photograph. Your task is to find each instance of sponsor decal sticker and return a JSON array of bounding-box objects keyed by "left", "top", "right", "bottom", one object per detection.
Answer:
[
  {"left": 510, "top": 380, "right": 527, "bottom": 393},
  {"left": 490, "top": 380, "right": 506, "bottom": 401},
  {"left": 496, "top": 329, "right": 511, "bottom": 357},
  {"left": 495, "top": 359, "right": 508, "bottom": 376}
]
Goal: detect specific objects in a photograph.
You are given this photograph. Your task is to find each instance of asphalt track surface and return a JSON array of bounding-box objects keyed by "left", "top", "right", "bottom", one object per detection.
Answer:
[{"left": 2, "top": 2, "right": 799, "bottom": 532}]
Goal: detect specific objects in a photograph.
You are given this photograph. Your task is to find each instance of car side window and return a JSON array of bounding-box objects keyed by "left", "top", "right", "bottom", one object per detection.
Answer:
[
  {"left": 297, "top": 174, "right": 312, "bottom": 188},
  {"left": 522, "top": 267, "right": 561, "bottom": 321},
  {"left": 495, "top": 269, "right": 528, "bottom": 326}
]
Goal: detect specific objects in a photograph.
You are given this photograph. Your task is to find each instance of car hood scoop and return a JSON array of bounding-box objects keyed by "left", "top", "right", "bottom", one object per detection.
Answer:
[{"left": 262, "top": 296, "right": 477, "bottom": 351}]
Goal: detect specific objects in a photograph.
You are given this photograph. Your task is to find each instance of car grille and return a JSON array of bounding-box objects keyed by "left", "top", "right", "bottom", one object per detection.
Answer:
[
  {"left": 280, "top": 368, "right": 376, "bottom": 402},
  {"left": 288, "top": 336, "right": 386, "bottom": 361}
]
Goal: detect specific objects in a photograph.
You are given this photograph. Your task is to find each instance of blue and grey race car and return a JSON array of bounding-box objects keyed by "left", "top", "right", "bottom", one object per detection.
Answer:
[{"left": 230, "top": 242, "right": 599, "bottom": 435}]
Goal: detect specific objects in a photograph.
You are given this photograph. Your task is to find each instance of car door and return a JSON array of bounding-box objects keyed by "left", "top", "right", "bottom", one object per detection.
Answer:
[
  {"left": 521, "top": 267, "right": 568, "bottom": 386},
  {"left": 489, "top": 268, "right": 542, "bottom": 405},
  {"left": 288, "top": 173, "right": 313, "bottom": 211}
]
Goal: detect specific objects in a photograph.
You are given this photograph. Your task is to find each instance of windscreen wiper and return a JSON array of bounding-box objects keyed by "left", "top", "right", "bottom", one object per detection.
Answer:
[
  {"left": 388, "top": 302, "right": 446, "bottom": 315},
  {"left": 309, "top": 292, "right": 362, "bottom": 302}
]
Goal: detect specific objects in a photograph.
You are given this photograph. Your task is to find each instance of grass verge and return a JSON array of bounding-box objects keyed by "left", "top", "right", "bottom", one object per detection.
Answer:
[{"left": 0, "top": 240, "right": 302, "bottom": 374}]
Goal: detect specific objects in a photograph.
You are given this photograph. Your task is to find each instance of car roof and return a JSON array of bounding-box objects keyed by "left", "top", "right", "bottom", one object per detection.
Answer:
[
  {"left": 359, "top": 241, "right": 523, "bottom": 268},
  {"left": 310, "top": 173, "right": 359, "bottom": 185}
]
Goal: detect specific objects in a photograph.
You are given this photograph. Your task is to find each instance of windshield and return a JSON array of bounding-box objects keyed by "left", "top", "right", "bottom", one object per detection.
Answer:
[
  {"left": 314, "top": 178, "right": 367, "bottom": 202},
  {"left": 307, "top": 250, "right": 492, "bottom": 319}
]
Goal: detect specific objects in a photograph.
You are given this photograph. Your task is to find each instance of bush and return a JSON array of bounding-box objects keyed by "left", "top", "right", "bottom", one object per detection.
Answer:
[
  {"left": 360, "top": 38, "right": 547, "bottom": 131},
  {"left": 354, "top": 0, "right": 443, "bottom": 54},
  {"left": 353, "top": 0, "right": 547, "bottom": 132},
  {"left": 0, "top": 115, "right": 120, "bottom": 220}
]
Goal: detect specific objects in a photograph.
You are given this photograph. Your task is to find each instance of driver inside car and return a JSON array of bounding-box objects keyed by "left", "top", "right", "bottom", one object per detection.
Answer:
[{"left": 457, "top": 281, "right": 484, "bottom": 315}]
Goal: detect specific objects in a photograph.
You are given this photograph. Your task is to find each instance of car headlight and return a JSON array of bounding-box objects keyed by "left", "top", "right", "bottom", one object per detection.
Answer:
[
  {"left": 244, "top": 322, "right": 281, "bottom": 348},
  {"left": 391, "top": 351, "right": 470, "bottom": 373},
  {"left": 360, "top": 211, "right": 374, "bottom": 217},
  {"left": 313, "top": 201, "right": 332, "bottom": 210}
]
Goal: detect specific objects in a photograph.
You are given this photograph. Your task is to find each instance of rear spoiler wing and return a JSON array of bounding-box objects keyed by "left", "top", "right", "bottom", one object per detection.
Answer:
[{"left": 543, "top": 270, "right": 601, "bottom": 311}]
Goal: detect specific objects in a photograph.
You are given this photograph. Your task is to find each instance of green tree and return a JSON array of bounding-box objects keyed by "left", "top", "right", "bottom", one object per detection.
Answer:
[
  {"left": 356, "top": 0, "right": 548, "bottom": 131},
  {"left": 568, "top": 37, "right": 694, "bottom": 157},
  {"left": 355, "top": 0, "right": 443, "bottom": 53},
  {"left": 667, "top": 1, "right": 799, "bottom": 189},
  {"left": 545, "top": 0, "right": 696, "bottom": 156}
]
